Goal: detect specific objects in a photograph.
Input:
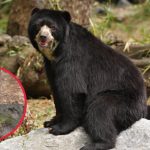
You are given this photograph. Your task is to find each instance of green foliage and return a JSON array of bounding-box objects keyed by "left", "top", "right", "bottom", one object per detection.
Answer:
[
  {"left": 98, "top": 11, "right": 115, "bottom": 34},
  {"left": 48, "top": 0, "right": 61, "bottom": 10},
  {"left": 131, "top": 0, "right": 150, "bottom": 43},
  {"left": 0, "top": 0, "right": 12, "bottom": 5},
  {"left": 90, "top": 7, "right": 117, "bottom": 41},
  {"left": 91, "top": 0, "right": 150, "bottom": 44},
  {"left": 143, "top": 64, "right": 150, "bottom": 75},
  {"left": 137, "top": 0, "right": 150, "bottom": 18},
  {"left": 0, "top": 0, "right": 12, "bottom": 13},
  {"left": 0, "top": 16, "right": 8, "bottom": 34},
  {"left": 0, "top": 113, "right": 15, "bottom": 128},
  {"left": 139, "top": 28, "right": 150, "bottom": 44},
  {"left": 0, "top": 0, "right": 12, "bottom": 34}
]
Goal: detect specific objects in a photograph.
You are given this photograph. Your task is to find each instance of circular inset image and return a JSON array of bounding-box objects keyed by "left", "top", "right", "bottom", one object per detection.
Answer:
[{"left": 0, "top": 68, "right": 27, "bottom": 140}]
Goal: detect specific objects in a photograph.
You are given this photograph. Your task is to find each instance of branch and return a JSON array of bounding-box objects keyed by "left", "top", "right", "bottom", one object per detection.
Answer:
[{"left": 131, "top": 58, "right": 150, "bottom": 67}]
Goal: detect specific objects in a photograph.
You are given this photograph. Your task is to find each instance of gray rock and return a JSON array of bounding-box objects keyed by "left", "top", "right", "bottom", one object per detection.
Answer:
[
  {"left": 112, "top": 118, "right": 150, "bottom": 150},
  {"left": 0, "top": 34, "right": 31, "bottom": 48},
  {"left": 0, "top": 128, "right": 90, "bottom": 150},
  {"left": 0, "top": 34, "right": 12, "bottom": 46},
  {"left": 8, "top": 36, "right": 30, "bottom": 48},
  {"left": 0, "top": 119, "right": 150, "bottom": 150}
]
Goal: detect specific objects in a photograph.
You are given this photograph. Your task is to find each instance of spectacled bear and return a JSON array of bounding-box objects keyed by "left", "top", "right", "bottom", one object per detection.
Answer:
[{"left": 28, "top": 8, "right": 149, "bottom": 150}]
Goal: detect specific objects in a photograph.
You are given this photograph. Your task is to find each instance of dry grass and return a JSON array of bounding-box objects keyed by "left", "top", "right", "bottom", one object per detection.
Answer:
[{"left": 11, "top": 99, "right": 55, "bottom": 137}]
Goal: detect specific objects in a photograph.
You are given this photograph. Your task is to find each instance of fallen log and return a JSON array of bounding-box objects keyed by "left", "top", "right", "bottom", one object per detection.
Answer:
[{"left": 131, "top": 58, "right": 150, "bottom": 67}]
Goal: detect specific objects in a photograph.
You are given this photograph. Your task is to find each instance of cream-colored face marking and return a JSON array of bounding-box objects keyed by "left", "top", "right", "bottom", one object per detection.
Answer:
[
  {"left": 39, "top": 25, "right": 54, "bottom": 42},
  {"left": 35, "top": 25, "right": 59, "bottom": 60}
]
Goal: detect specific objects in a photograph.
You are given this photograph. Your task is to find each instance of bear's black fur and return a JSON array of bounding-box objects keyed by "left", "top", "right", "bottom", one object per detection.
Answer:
[{"left": 28, "top": 8, "right": 148, "bottom": 150}]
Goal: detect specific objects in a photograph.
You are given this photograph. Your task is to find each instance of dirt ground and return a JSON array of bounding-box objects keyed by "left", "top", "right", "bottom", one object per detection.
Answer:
[{"left": 0, "top": 69, "right": 24, "bottom": 104}]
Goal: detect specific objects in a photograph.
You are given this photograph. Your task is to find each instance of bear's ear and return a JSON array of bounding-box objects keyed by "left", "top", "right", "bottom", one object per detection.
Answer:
[
  {"left": 31, "top": 8, "right": 40, "bottom": 16},
  {"left": 61, "top": 11, "right": 71, "bottom": 23}
]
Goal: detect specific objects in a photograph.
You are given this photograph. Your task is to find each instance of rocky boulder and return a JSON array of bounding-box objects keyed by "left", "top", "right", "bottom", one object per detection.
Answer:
[{"left": 0, "top": 118, "right": 150, "bottom": 150}]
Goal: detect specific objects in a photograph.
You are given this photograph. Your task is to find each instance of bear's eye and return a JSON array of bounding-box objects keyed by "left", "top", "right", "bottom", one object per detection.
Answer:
[
  {"left": 35, "top": 23, "right": 41, "bottom": 30},
  {"left": 50, "top": 25, "right": 56, "bottom": 32}
]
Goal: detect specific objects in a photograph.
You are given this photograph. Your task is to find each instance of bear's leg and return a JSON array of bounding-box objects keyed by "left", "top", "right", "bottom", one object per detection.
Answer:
[
  {"left": 81, "top": 95, "right": 119, "bottom": 150},
  {"left": 49, "top": 93, "right": 85, "bottom": 135},
  {"left": 43, "top": 58, "right": 63, "bottom": 128},
  {"left": 44, "top": 94, "right": 62, "bottom": 128}
]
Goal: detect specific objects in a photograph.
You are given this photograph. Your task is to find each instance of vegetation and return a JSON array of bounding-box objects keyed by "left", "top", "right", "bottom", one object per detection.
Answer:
[
  {"left": 0, "top": 0, "right": 150, "bottom": 138},
  {"left": 1, "top": 0, "right": 150, "bottom": 42},
  {"left": 0, "top": 17, "right": 8, "bottom": 34},
  {"left": 0, "top": 0, "right": 11, "bottom": 33},
  {"left": 91, "top": 1, "right": 150, "bottom": 43},
  {"left": 11, "top": 99, "right": 54, "bottom": 137}
]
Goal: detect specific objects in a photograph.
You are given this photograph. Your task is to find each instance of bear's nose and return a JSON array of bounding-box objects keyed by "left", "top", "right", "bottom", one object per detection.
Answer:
[{"left": 40, "top": 35, "right": 47, "bottom": 41}]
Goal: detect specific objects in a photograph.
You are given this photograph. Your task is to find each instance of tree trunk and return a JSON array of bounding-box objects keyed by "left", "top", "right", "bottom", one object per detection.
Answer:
[
  {"left": 7, "top": 0, "right": 95, "bottom": 36},
  {"left": 60, "top": 0, "right": 94, "bottom": 26},
  {"left": 7, "top": 0, "right": 51, "bottom": 36}
]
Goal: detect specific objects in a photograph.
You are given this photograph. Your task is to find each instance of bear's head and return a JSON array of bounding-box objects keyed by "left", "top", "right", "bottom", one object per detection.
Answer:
[{"left": 28, "top": 8, "right": 71, "bottom": 60}]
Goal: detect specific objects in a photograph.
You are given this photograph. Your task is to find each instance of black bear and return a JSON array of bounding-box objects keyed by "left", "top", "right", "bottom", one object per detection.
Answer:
[{"left": 28, "top": 8, "right": 149, "bottom": 150}]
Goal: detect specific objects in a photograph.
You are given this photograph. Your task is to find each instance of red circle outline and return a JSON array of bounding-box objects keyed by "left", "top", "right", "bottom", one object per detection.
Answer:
[{"left": 0, "top": 67, "right": 27, "bottom": 141}]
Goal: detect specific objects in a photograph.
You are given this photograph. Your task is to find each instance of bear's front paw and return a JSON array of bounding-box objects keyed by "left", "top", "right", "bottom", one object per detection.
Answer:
[
  {"left": 80, "top": 144, "right": 96, "bottom": 150},
  {"left": 44, "top": 116, "right": 60, "bottom": 128},
  {"left": 44, "top": 121, "right": 54, "bottom": 128},
  {"left": 80, "top": 146, "right": 92, "bottom": 150},
  {"left": 49, "top": 122, "right": 78, "bottom": 135},
  {"left": 49, "top": 124, "right": 64, "bottom": 135},
  {"left": 80, "top": 146, "right": 96, "bottom": 150}
]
